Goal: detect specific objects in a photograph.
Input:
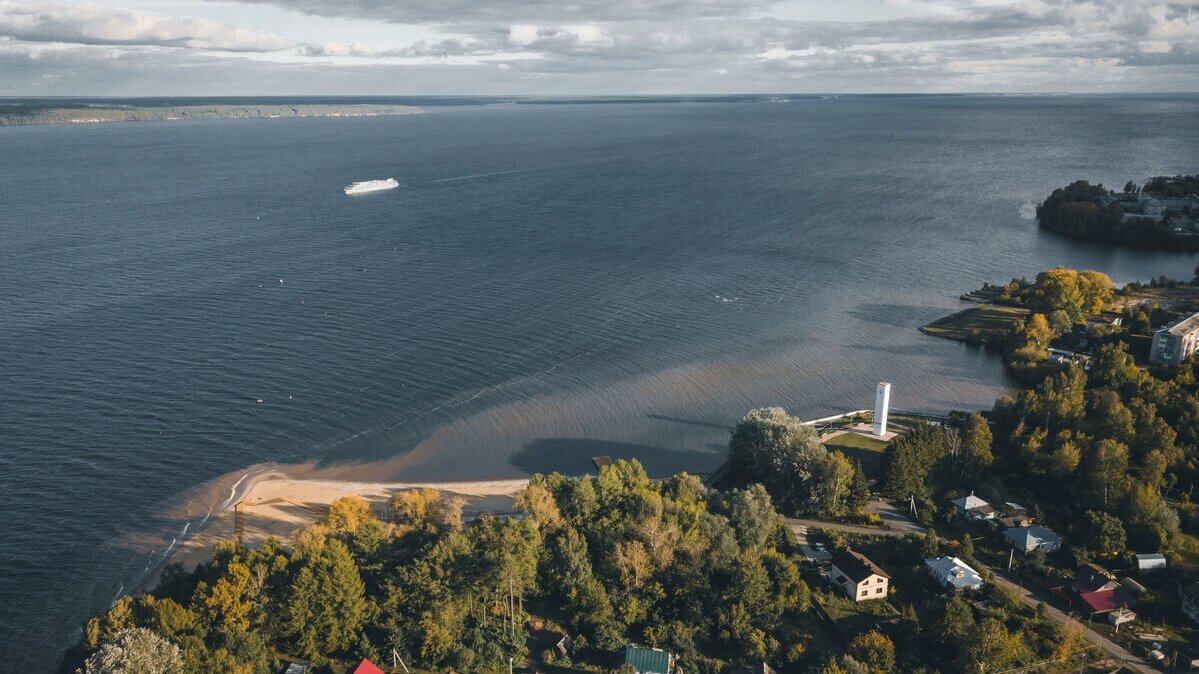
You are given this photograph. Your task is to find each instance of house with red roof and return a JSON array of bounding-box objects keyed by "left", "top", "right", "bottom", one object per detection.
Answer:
[
  {"left": 351, "top": 659, "right": 385, "bottom": 674},
  {"left": 1072, "top": 564, "right": 1133, "bottom": 616}
]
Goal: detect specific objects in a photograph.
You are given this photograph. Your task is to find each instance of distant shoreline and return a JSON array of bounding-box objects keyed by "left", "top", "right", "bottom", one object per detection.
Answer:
[{"left": 0, "top": 103, "right": 422, "bottom": 126}]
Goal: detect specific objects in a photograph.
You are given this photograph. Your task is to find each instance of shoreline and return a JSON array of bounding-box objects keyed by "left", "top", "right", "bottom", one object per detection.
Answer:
[
  {"left": 157, "top": 467, "right": 530, "bottom": 576},
  {"left": 0, "top": 104, "right": 422, "bottom": 126}
]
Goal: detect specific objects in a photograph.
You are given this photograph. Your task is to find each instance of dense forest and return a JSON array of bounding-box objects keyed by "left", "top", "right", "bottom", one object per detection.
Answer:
[
  {"left": 1036, "top": 176, "right": 1199, "bottom": 250},
  {"left": 67, "top": 464, "right": 825, "bottom": 674}
]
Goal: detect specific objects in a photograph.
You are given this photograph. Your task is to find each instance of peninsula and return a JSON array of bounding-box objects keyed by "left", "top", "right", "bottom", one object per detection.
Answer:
[
  {"left": 0, "top": 102, "right": 421, "bottom": 126},
  {"left": 1037, "top": 175, "right": 1199, "bottom": 250}
]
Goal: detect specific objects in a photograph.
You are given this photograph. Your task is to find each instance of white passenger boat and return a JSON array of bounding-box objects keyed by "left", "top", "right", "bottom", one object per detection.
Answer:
[{"left": 344, "top": 178, "right": 399, "bottom": 195}]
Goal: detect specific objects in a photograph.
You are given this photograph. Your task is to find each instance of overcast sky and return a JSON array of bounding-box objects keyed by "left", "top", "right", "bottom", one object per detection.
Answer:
[{"left": 0, "top": 0, "right": 1196, "bottom": 95}]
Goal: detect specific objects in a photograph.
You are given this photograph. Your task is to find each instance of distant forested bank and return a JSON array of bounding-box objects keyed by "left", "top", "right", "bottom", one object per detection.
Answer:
[
  {"left": 1037, "top": 175, "right": 1199, "bottom": 250},
  {"left": 0, "top": 104, "right": 421, "bottom": 126}
]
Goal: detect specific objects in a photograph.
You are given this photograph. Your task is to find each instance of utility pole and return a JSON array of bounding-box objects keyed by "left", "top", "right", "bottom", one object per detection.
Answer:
[{"left": 392, "top": 648, "right": 410, "bottom": 674}]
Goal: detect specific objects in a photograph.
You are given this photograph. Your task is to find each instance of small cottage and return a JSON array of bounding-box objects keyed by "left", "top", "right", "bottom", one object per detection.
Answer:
[{"left": 1002, "top": 525, "right": 1061, "bottom": 553}]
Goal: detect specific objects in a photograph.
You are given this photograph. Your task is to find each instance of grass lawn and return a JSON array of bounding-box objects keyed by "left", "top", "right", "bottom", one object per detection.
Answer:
[
  {"left": 823, "top": 432, "right": 890, "bottom": 478},
  {"left": 921, "top": 304, "right": 1030, "bottom": 342},
  {"left": 824, "top": 429, "right": 892, "bottom": 477},
  {"left": 1171, "top": 532, "right": 1199, "bottom": 574}
]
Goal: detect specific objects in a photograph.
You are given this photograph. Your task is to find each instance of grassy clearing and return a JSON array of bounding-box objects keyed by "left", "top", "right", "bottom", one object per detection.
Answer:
[
  {"left": 1172, "top": 532, "right": 1199, "bottom": 575},
  {"left": 1114, "top": 284, "right": 1199, "bottom": 310},
  {"left": 823, "top": 432, "right": 890, "bottom": 477},
  {"left": 921, "top": 304, "right": 1030, "bottom": 342}
]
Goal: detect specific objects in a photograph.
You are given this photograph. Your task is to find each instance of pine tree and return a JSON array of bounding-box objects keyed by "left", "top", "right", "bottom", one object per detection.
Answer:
[{"left": 848, "top": 460, "right": 871, "bottom": 514}]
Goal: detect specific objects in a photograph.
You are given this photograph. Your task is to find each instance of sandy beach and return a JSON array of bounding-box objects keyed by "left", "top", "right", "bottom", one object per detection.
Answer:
[{"left": 168, "top": 471, "right": 529, "bottom": 570}]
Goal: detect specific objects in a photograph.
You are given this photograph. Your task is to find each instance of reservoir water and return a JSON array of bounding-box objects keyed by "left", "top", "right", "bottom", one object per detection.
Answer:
[{"left": 1, "top": 95, "right": 1197, "bottom": 671}]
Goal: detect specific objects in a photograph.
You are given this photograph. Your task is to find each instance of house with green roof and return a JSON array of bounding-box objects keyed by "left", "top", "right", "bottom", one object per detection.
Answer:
[{"left": 623, "top": 644, "right": 674, "bottom": 674}]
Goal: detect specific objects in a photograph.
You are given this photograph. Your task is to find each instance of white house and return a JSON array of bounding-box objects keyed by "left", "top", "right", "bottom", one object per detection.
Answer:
[
  {"left": 1135, "top": 553, "right": 1168, "bottom": 573},
  {"left": 951, "top": 493, "right": 997, "bottom": 521},
  {"left": 1002, "top": 525, "right": 1062, "bottom": 553},
  {"left": 924, "top": 556, "right": 983, "bottom": 591},
  {"left": 829, "top": 548, "right": 891, "bottom": 602}
]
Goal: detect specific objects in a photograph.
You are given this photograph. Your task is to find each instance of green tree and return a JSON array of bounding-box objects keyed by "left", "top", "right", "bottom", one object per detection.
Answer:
[
  {"left": 285, "top": 566, "right": 320, "bottom": 660},
  {"left": 727, "top": 407, "right": 829, "bottom": 515},
  {"left": 957, "top": 618, "right": 1029, "bottom": 673},
  {"left": 726, "top": 484, "right": 780, "bottom": 549},
  {"left": 1032, "top": 365, "right": 1087, "bottom": 429},
  {"left": 846, "top": 631, "right": 895, "bottom": 674},
  {"left": 847, "top": 459, "right": 871, "bottom": 514},
  {"left": 1124, "top": 484, "right": 1181, "bottom": 549},
  {"left": 809, "top": 450, "right": 857, "bottom": 518},
  {"left": 960, "top": 534, "right": 975, "bottom": 559},
  {"left": 939, "top": 595, "right": 975, "bottom": 643},
  {"left": 881, "top": 424, "right": 947, "bottom": 502},
  {"left": 1086, "top": 390, "right": 1135, "bottom": 444},
  {"left": 1077, "top": 510, "right": 1126, "bottom": 554},
  {"left": 922, "top": 528, "right": 941, "bottom": 559},
  {"left": 958, "top": 414, "right": 994, "bottom": 477},
  {"left": 286, "top": 539, "right": 372, "bottom": 659},
  {"left": 201, "top": 561, "right": 255, "bottom": 631},
  {"left": 84, "top": 596, "right": 135, "bottom": 650},
  {"left": 515, "top": 480, "right": 564, "bottom": 533},
  {"left": 1046, "top": 436, "right": 1082, "bottom": 476},
  {"left": 1085, "top": 439, "right": 1130, "bottom": 510},
  {"left": 136, "top": 596, "right": 195, "bottom": 641},
  {"left": 1025, "top": 268, "right": 1112, "bottom": 323}
]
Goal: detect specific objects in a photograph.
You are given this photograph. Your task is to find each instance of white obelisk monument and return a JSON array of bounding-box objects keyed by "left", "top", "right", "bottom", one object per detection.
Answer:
[{"left": 873, "top": 382, "right": 891, "bottom": 436}]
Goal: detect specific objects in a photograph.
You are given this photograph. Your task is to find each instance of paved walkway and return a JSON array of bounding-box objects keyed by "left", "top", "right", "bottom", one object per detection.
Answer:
[{"left": 788, "top": 505, "right": 1164, "bottom": 673}]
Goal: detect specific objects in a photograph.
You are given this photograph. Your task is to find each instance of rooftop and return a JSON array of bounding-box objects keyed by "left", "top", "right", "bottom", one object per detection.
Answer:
[
  {"left": 831, "top": 547, "right": 890, "bottom": 583},
  {"left": 351, "top": 660, "right": 385, "bottom": 674},
  {"left": 1160, "top": 311, "right": 1199, "bottom": 337},
  {"left": 952, "top": 493, "right": 991, "bottom": 511},
  {"left": 1078, "top": 589, "right": 1135, "bottom": 614},
  {"left": 1003, "top": 524, "right": 1060, "bottom": 547},
  {"left": 1135, "top": 553, "right": 1167, "bottom": 567},
  {"left": 624, "top": 645, "right": 672, "bottom": 674},
  {"left": 1073, "top": 564, "right": 1118, "bottom": 594},
  {"left": 925, "top": 556, "right": 983, "bottom": 588}
]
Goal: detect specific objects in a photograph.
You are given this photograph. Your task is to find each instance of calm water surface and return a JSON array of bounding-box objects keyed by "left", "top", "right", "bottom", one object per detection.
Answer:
[{"left": 1, "top": 95, "right": 1197, "bottom": 671}]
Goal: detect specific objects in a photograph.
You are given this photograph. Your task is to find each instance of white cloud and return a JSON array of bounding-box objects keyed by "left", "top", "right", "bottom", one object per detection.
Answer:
[
  {"left": 508, "top": 24, "right": 538, "bottom": 46},
  {"left": 1, "top": 0, "right": 1197, "bottom": 93},
  {"left": 0, "top": 2, "right": 294, "bottom": 51}
]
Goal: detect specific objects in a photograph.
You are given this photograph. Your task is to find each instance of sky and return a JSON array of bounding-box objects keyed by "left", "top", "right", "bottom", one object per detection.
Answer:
[{"left": 0, "top": 0, "right": 1196, "bottom": 95}]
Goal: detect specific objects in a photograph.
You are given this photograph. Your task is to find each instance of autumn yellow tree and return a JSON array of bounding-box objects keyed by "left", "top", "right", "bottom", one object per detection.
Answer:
[{"left": 325, "top": 495, "right": 374, "bottom": 535}]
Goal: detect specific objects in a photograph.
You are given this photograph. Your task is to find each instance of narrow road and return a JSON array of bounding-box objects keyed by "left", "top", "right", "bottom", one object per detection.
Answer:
[
  {"left": 784, "top": 498, "right": 928, "bottom": 539},
  {"left": 986, "top": 570, "right": 1164, "bottom": 674},
  {"left": 788, "top": 505, "right": 1164, "bottom": 673}
]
